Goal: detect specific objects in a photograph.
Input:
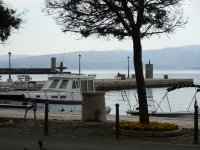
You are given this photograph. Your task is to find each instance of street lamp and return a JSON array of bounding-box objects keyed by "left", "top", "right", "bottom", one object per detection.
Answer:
[
  {"left": 79, "top": 54, "right": 81, "bottom": 75},
  {"left": 8, "top": 51, "right": 12, "bottom": 81},
  {"left": 127, "top": 56, "right": 130, "bottom": 79}
]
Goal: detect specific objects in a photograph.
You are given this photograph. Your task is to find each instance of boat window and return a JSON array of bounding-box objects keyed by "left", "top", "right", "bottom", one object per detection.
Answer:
[
  {"left": 49, "top": 79, "right": 59, "bottom": 88},
  {"left": 72, "top": 80, "right": 79, "bottom": 89},
  {"left": 88, "top": 80, "right": 94, "bottom": 91},
  {"left": 28, "top": 82, "right": 36, "bottom": 91},
  {"left": 81, "top": 80, "right": 87, "bottom": 91},
  {"left": 60, "top": 96, "right": 66, "bottom": 99},
  {"left": 51, "top": 95, "right": 58, "bottom": 98},
  {"left": 60, "top": 80, "right": 68, "bottom": 89},
  {"left": 76, "top": 81, "right": 79, "bottom": 88},
  {"left": 72, "top": 80, "right": 76, "bottom": 89}
]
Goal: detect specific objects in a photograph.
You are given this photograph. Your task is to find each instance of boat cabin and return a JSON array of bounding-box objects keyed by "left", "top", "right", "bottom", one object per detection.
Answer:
[{"left": 41, "top": 74, "right": 95, "bottom": 92}]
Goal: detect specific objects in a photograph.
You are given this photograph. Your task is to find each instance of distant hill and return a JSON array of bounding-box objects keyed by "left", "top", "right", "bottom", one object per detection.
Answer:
[
  {"left": 0, "top": 55, "right": 31, "bottom": 61},
  {"left": 143, "top": 45, "right": 200, "bottom": 69},
  {"left": 0, "top": 45, "right": 200, "bottom": 69}
]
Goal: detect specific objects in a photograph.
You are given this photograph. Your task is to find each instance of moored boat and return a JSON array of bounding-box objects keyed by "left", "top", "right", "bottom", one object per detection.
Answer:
[
  {"left": 0, "top": 72, "right": 95, "bottom": 104},
  {"left": 126, "top": 84, "right": 200, "bottom": 118},
  {"left": 24, "top": 73, "right": 95, "bottom": 104}
]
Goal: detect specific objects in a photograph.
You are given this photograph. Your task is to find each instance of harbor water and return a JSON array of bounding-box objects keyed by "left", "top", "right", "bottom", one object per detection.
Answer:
[{"left": 0, "top": 69, "right": 200, "bottom": 115}]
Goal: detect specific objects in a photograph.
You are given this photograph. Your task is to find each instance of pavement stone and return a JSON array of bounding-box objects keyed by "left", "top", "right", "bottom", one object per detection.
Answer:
[{"left": 0, "top": 109, "right": 199, "bottom": 149}]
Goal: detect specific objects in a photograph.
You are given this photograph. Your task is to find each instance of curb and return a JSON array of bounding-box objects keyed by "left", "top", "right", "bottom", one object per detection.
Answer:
[{"left": 120, "top": 126, "right": 183, "bottom": 137}]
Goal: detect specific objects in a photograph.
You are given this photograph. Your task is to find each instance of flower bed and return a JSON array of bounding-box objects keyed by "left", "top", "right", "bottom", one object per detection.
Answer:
[
  {"left": 120, "top": 121, "right": 178, "bottom": 131},
  {"left": 118, "top": 121, "right": 182, "bottom": 137}
]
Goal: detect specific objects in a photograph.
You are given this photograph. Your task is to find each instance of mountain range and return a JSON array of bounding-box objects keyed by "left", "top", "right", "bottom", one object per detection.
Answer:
[{"left": 0, "top": 45, "right": 200, "bottom": 69}]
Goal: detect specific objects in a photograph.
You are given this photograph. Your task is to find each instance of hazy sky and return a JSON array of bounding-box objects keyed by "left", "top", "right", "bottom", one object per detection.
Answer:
[{"left": 0, "top": 0, "right": 199, "bottom": 55}]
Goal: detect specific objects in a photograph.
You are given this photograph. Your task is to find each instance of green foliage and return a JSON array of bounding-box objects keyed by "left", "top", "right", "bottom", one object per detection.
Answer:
[
  {"left": 0, "top": 1, "right": 22, "bottom": 42},
  {"left": 119, "top": 121, "right": 178, "bottom": 131},
  {"left": 44, "top": 0, "right": 186, "bottom": 40}
]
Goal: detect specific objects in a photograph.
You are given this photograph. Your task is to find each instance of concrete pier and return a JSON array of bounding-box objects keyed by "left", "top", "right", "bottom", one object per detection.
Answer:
[{"left": 95, "top": 78, "right": 194, "bottom": 91}]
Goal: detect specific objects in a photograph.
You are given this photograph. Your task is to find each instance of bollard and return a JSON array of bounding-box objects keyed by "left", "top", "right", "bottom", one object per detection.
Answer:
[
  {"left": 194, "top": 100, "right": 199, "bottom": 144},
  {"left": 82, "top": 91, "right": 106, "bottom": 122},
  {"left": 115, "top": 103, "right": 120, "bottom": 138},
  {"left": 44, "top": 101, "right": 49, "bottom": 136}
]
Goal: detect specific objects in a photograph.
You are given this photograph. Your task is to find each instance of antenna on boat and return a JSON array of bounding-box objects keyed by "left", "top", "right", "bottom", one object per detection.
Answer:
[
  {"left": 62, "top": 45, "right": 66, "bottom": 68},
  {"left": 56, "top": 61, "right": 67, "bottom": 73}
]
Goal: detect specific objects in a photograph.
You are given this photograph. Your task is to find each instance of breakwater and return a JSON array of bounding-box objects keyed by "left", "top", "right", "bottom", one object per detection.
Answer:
[
  {"left": 95, "top": 78, "right": 194, "bottom": 91},
  {"left": 0, "top": 68, "right": 55, "bottom": 74}
]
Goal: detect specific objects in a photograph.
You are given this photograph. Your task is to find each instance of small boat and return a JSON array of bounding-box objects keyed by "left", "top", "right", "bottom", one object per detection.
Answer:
[
  {"left": 0, "top": 76, "right": 37, "bottom": 101},
  {"left": 1, "top": 80, "right": 37, "bottom": 92},
  {"left": 0, "top": 74, "right": 36, "bottom": 92},
  {"left": 126, "top": 83, "right": 200, "bottom": 118}
]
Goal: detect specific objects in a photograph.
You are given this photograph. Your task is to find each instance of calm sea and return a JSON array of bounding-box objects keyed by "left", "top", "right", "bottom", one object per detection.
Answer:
[{"left": 1, "top": 69, "right": 200, "bottom": 115}]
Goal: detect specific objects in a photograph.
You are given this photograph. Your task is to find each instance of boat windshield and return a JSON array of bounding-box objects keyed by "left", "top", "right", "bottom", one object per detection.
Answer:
[
  {"left": 49, "top": 79, "right": 59, "bottom": 88},
  {"left": 59, "top": 80, "right": 68, "bottom": 89},
  {"left": 72, "top": 80, "right": 79, "bottom": 89},
  {"left": 28, "top": 82, "right": 37, "bottom": 91}
]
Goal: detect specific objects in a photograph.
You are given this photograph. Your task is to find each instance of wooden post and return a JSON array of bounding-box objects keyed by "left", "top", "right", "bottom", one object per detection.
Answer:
[
  {"left": 194, "top": 100, "right": 198, "bottom": 144},
  {"left": 44, "top": 101, "right": 49, "bottom": 136},
  {"left": 115, "top": 103, "right": 120, "bottom": 138}
]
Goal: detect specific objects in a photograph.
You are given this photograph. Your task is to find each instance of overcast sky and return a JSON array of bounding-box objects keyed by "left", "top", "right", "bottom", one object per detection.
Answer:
[{"left": 0, "top": 0, "right": 199, "bottom": 55}]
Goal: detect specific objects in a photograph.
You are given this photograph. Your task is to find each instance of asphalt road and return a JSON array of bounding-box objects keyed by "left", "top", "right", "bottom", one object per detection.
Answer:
[{"left": 0, "top": 134, "right": 199, "bottom": 150}]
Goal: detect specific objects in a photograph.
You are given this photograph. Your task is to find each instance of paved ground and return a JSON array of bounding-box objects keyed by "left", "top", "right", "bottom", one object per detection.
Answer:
[
  {"left": 0, "top": 134, "right": 199, "bottom": 150},
  {"left": 0, "top": 109, "right": 199, "bottom": 150},
  {"left": 0, "top": 109, "right": 198, "bottom": 128}
]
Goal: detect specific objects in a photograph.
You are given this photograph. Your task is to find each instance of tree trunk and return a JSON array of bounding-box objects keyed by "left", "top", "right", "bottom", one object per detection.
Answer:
[{"left": 132, "top": 34, "right": 149, "bottom": 123}]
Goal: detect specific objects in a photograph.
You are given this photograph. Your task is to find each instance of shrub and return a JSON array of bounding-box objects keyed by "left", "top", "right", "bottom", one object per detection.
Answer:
[{"left": 119, "top": 121, "right": 178, "bottom": 131}]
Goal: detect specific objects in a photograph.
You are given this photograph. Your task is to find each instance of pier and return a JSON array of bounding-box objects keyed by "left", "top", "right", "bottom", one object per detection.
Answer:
[
  {"left": 0, "top": 68, "right": 55, "bottom": 74},
  {"left": 95, "top": 78, "right": 194, "bottom": 91}
]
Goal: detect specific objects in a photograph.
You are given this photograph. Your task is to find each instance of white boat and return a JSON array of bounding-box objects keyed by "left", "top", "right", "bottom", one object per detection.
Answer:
[
  {"left": 23, "top": 73, "right": 95, "bottom": 104},
  {"left": 0, "top": 72, "right": 95, "bottom": 105}
]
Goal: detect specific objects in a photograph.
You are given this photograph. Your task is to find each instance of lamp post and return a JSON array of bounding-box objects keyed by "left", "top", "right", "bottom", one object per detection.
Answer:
[
  {"left": 79, "top": 54, "right": 81, "bottom": 75},
  {"left": 8, "top": 51, "right": 12, "bottom": 82},
  {"left": 127, "top": 56, "right": 130, "bottom": 79}
]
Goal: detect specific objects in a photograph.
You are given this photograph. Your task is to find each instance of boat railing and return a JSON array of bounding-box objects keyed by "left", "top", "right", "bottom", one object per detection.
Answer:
[
  {"left": 123, "top": 90, "right": 163, "bottom": 113},
  {"left": 187, "top": 90, "right": 198, "bottom": 112},
  {"left": 121, "top": 90, "right": 132, "bottom": 111},
  {"left": 154, "top": 91, "right": 172, "bottom": 113},
  {"left": 17, "top": 74, "right": 32, "bottom": 81},
  {"left": 155, "top": 87, "right": 200, "bottom": 113}
]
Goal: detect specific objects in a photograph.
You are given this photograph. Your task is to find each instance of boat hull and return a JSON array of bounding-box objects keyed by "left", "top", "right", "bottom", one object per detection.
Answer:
[
  {"left": 27, "top": 98, "right": 82, "bottom": 105},
  {"left": 0, "top": 92, "right": 25, "bottom": 101},
  {"left": 126, "top": 110, "right": 200, "bottom": 118},
  {"left": 0, "top": 93, "right": 82, "bottom": 105}
]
